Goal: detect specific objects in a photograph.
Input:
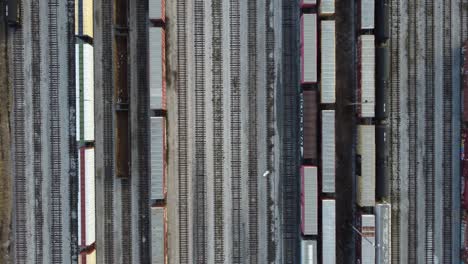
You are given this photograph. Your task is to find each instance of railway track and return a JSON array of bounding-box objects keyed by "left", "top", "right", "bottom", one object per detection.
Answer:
[
  {"left": 212, "top": 0, "right": 224, "bottom": 262},
  {"left": 389, "top": 0, "right": 401, "bottom": 262},
  {"left": 49, "top": 1, "right": 64, "bottom": 262},
  {"left": 101, "top": 0, "right": 115, "bottom": 262},
  {"left": 281, "top": 0, "right": 300, "bottom": 263},
  {"left": 193, "top": 0, "right": 207, "bottom": 262},
  {"left": 177, "top": 0, "right": 189, "bottom": 262},
  {"left": 424, "top": 0, "right": 435, "bottom": 262},
  {"left": 247, "top": 0, "right": 258, "bottom": 262},
  {"left": 12, "top": 3, "right": 26, "bottom": 262},
  {"left": 407, "top": 1, "right": 418, "bottom": 262},
  {"left": 442, "top": 0, "right": 453, "bottom": 261},
  {"left": 265, "top": 0, "right": 275, "bottom": 261},
  {"left": 229, "top": 0, "right": 241, "bottom": 262},
  {"left": 31, "top": 0, "right": 44, "bottom": 261}
]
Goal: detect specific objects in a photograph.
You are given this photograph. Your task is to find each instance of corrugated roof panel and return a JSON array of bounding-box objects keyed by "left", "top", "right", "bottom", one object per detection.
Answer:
[
  {"left": 151, "top": 207, "right": 165, "bottom": 264},
  {"left": 376, "top": 203, "right": 391, "bottom": 264},
  {"left": 357, "top": 125, "right": 375, "bottom": 207},
  {"left": 321, "top": 21, "right": 336, "bottom": 103},
  {"left": 302, "top": 14, "right": 317, "bottom": 83},
  {"left": 322, "top": 199, "right": 336, "bottom": 263},
  {"left": 301, "top": 240, "right": 318, "bottom": 264},
  {"left": 361, "top": 0, "right": 375, "bottom": 29},
  {"left": 150, "top": 28, "right": 163, "bottom": 110},
  {"left": 149, "top": 0, "right": 163, "bottom": 20},
  {"left": 85, "top": 148, "right": 95, "bottom": 246},
  {"left": 302, "top": 166, "right": 318, "bottom": 235},
  {"left": 360, "top": 214, "right": 375, "bottom": 264},
  {"left": 151, "top": 117, "right": 164, "bottom": 200},
  {"left": 320, "top": 0, "right": 335, "bottom": 15},
  {"left": 360, "top": 35, "right": 375, "bottom": 117},
  {"left": 321, "top": 110, "right": 335, "bottom": 193}
]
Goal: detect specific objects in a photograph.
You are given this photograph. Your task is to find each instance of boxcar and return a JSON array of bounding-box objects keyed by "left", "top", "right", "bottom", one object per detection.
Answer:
[
  {"left": 360, "top": 0, "right": 375, "bottom": 30},
  {"left": 356, "top": 214, "right": 375, "bottom": 264},
  {"left": 151, "top": 117, "right": 165, "bottom": 200},
  {"left": 301, "top": 0, "right": 317, "bottom": 8},
  {"left": 376, "top": 124, "right": 387, "bottom": 199},
  {"left": 75, "top": 43, "right": 95, "bottom": 142},
  {"left": 463, "top": 41, "right": 468, "bottom": 123},
  {"left": 375, "top": 0, "right": 389, "bottom": 43},
  {"left": 357, "top": 125, "right": 375, "bottom": 207},
  {"left": 321, "top": 110, "right": 335, "bottom": 193},
  {"left": 376, "top": 203, "right": 391, "bottom": 264},
  {"left": 359, "top": 35, "right": 375, "bottom": 118},
  {"left": 303, "top": 90, "right": 318, "bottom": 161},
  {"left": 301, "top": 14, "right": 318, "bottom": 84},
  {"left": 301, "top": 166, "right": 318, "bottom": 235},
  {"left": 149, "top": 0, "right": 165, "bottom": 22},
  {"left": 376, "top": 46, "right": 389, "bottom": 120},
  {"left": 150, "top": 27, "right": 164, "bottom": 110},
  {"left": 320, "top": 21, "right": 336, "bottom": 103},
  {"left": 322, "top": 199, "right": 336, "bottom": 263},
  {"left": 151, "top": 207, "right": 165, "bottom": 264},
  {"left": 301, "top": 239, "right": 318, "bottom": 264},
  {"left": 319, "top": 0, "right": 335, "bottom": 16}
]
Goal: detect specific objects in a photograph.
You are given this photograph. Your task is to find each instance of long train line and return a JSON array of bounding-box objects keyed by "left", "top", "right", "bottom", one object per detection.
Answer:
[
  {"left": 212, "top": 0, "right": 225, "bottom": 262},
  {"left": 424, "top": 0, "right": 435, "bottom": 261},
  {"left": 247, "top": 0, "right": 259, "bottom": 262},
  {"left": 389, "top": 0, "right": 401, "bottom": 261},
  {"left": 229, "top": 0, "right": 242, "bottom": 262},
  {"left": 101, "top": 0, "right": 115, "bottom": 261},
  {"left": 12, "top": 2, "right": 26, "bottom": 261},
  {"left": 281, "top": 0, "right": 300, "bottom": 262},
  {"left": 136, "top": 0, "right": 150, "bottom": 261},
  {"left": 442, "top": 0, "right": 453, "bottom": 261},
  {"left": 407, "top": 0, "right": 417, "bottom": 261},
  {"left": 193, "top": 0, "right": 207, "bottom": 261},
  {"left": 177, "top": 0, "right": 189, "bottom": 261}
]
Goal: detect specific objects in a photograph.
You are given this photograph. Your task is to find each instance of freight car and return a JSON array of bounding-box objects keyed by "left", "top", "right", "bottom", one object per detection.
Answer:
[
  {"left": 463, "top": 41, "right": 468, "bottom": 123},
  {"left": 75, "top": 43, "right": 95, "bottom": 143},
  {"left": 320, "top": 21, "right": 336, "bottom": 104},
  {"left": 375, "top": 124, "right": 387, "bottom": 199},
  {"left": 151, "top": 207, "right": 166, "bottom": 264},
  {"left": 301, "top": 239, "right": 318, "bottom": 264},
  {"left": 114, "top": 0, "right": 130, "bottom": 178},
  {"left": 151, "top": 117, "right": 166, "bottom": 201},
  {"left": 321, "top": 110, "right": 335, "bottom": 193},
  {"left": 78, "top": 148, "right": 96, "bottom": 247},
  {"left": 375, "top": 45, "right": 389, "bottom": 120},
  {"left": 6, "top": 0, "right": 20, "bottom": 26},
  {"left": 319, "top": 0, "right": 335, "bottom": 16},
  {"left": 301, "top": 14, "right": 318, "bottom": 85},
  {"left": 375, "top": 0, "right": 389, "bottom": 43},
  {"left": 357, "top": 125, "right": 376, "bottom": 207},
  {"left": 302, "top": 90, "right": 318, "bottom": 162},
  {"left": 358, "top": 35, "right": 375, "bottom": 118},
  {"left": 356, "top": 214, "right": 375, "bottom": 264},
  {"left": 300, "top": 0, "right": 317, "bottom": 8},
  {"left": 150, "top": 27, "right": 165, "bottom": 110},
  {"left": 149, "top": 0, "right": 165, "bottom": 25},
  {"left": 359, "top": 0, "right": 375, "bottom": 30},
  {"left": 301, "top": 166, "right": 318, "bottom": 235},
  {"left": 322, "top": 199, "right": 336, "bottom": 263},
  {"left": 375, "top": 203, "right": 391, "bottom": 264}
]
